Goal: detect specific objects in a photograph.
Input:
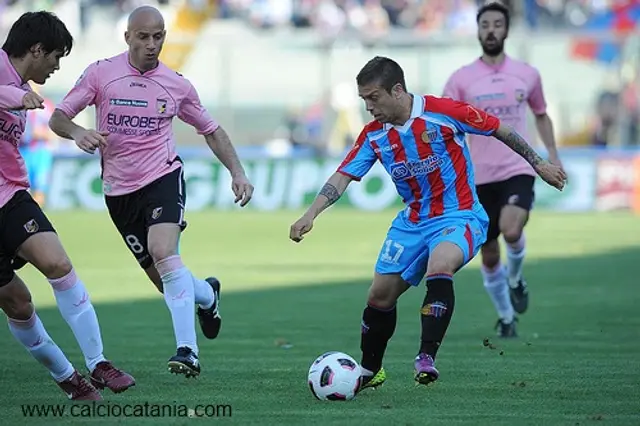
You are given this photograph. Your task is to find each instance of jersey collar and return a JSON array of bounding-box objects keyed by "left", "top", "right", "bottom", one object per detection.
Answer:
[
  {"left": 123, "top": 52, "right": 160, "bottom": 76},
  {"left": 383, "top": 93, "right": 424, "bottom": 133},
  {"left": 476, "top": 54, "right": 511, "bottom": 72}
]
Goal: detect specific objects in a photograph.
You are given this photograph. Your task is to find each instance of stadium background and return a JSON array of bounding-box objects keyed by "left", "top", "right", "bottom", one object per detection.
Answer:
[
  {"left": 1, "top": 1, "right": 639, "bottom": 424},
  {"left": 3, "top": 0, "right": 640, "bottom": 212}
]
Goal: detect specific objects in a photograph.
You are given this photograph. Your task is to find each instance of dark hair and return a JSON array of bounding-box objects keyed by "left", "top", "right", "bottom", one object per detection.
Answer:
[
  {"left": 476, "top": 2, "right": 510, "bottom": 30},
  {"left": 2, "top": 11, "right": 73, "bottom": 58},
  {"left": 356, "top": 56, "right": 407, "bottom": 93}
]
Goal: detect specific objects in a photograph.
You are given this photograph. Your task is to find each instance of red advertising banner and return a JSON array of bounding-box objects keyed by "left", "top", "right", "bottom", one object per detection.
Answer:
[
  {"left": 632, "top": 156, "right": 640, "bottom": 214},
  {"left": 595, "top": 157, "right": 637, "bottom": 211}
]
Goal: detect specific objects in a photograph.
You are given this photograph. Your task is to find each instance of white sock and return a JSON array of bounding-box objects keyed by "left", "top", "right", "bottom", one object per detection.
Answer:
[
  {"left": 156, "top": 256, "right": 198, "bottom": 355},
  {"left": 8, "top": 312, "right": 75, "bottom": 382},
  {"left": 193, "top": 275, "right": 215, "bottom": 310},
  {"left": 48, "top": 269, "right": 106, "bottom": 372},
  {"left": 481, "top": 263, "right": 514, "bottom": 323},
  {"left": 505, "top": 233, "right": 526, "bottom": 288}
]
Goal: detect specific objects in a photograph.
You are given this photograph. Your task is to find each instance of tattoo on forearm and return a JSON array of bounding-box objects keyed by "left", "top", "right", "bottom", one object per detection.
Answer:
[
  {"left": 319, "top": 183, "right": 341, "bottom": 208},
  {"left": 500, "top": 129, "right": 543, "bottom": 167}
]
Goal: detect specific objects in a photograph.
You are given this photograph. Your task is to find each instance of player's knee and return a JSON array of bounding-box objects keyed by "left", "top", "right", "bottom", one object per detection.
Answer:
[
  {"left": 426, "top": 258, "right": 457, "bottom": 276},
  {"left": 481, "top": 241, "right": 500, "bottom": 268},
  {"left": 148, "top": 242, "right": 178, "bottom": 264},
  {"left": 39, "top": 255, "right": 73, "bottom": 280},
  {"left": 6, "top": 298, "right": 34, "bottom": 321},
  {"left": 482, "top": 253, "right": 500, "bottom": 269},
  {"left": 501, "top": 227, "right": 523, "bottom": 244},
  {"left": 0, "top": 276, "right": 34, "bottom": 320},
  {"left": 367, "top": 285, "right": 397, "bottom": 310}
]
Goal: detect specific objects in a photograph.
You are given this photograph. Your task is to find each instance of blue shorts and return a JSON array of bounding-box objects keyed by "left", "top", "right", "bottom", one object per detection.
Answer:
[{"left": 374, "top": 209, "right": 489, "bottom": 286}]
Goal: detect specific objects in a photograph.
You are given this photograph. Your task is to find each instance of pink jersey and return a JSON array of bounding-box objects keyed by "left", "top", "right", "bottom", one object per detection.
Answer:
[
  {"left": 0, "top": 49, "right": 32, "bottom": 208},
  {"left": 57, "top": 52, "right": 219, "bottom": 196},
  {"left": 443, "top": 56, "right": 547, "bottom": 185}
]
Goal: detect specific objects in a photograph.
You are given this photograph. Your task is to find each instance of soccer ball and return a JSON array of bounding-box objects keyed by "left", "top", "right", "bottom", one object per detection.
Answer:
[{"left": 307, "top": 351, "right": 362, "bottom": 401}]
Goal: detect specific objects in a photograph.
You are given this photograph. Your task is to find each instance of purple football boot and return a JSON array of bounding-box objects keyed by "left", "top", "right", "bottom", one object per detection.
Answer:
[{"left": 414, "top": 353, "right": 439, "bottom": 385}]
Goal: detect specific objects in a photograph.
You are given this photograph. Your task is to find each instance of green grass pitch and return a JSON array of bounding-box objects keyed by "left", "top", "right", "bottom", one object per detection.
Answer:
[{"left": 1, "top": 209, "right": 639, "bottom": 425}]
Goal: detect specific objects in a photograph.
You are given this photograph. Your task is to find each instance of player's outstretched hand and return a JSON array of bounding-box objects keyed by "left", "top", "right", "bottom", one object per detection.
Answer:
[
  {"left": 21, "top": 92, "right": 44, "bottom": 110},
  {"left": 231, "top": 173, "right": 254, "bottom": 207},
  {"left": 290, "top": 215, "right": 314, "bottom": 243},
  {"left": 73, "top": 128, "right": 109, "bottom": 155},
  {"left": 535, "top": 161, "right": 567, "bottom": 191},
  {"left": 549, "top": 154, "right": 564, "bottom": 169}
]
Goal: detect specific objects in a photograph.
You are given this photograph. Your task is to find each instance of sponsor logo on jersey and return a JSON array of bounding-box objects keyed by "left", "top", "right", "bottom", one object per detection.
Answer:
[
  {"left": 389, "top": 155, "right": 443, "bottom": 181},
  {"left": 109, "top": 98, "right": 148, "bottom": 108}
]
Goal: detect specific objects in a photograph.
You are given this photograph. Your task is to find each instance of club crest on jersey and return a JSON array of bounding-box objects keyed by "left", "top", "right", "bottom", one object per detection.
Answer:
[
  {"left": 23, "top": 219, "right": 39, "bottom": 234},
  {"left": 156, "top": 99, "right": 167, "bottom": 114},
  {"left": 421, "top": 129, "right": 437, "bottom": 144},
  {"left": 151, "top": 207, "right": 163, "bottom": 220},
  {"left": 515, "top": 89, "right": 526, "bottom": 103}
]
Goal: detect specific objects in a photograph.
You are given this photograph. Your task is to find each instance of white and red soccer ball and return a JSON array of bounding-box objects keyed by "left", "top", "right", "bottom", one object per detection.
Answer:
[{"left": 307, "top": 351, "right": 362, "bottom": 401}]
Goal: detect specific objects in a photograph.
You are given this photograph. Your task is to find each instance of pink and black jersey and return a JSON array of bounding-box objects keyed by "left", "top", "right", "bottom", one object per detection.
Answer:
[
  {"left": 443, "top": 56, "right": 546, "bottom": 185},
  {"left": 338, "top": 95, "right": 500, "bottom": 223},
  {"left": 57, "top": 52, "right": 219, "bottom": 196},
  {"left": 0, "top": 48, "right": 32, "bottom": 208}
]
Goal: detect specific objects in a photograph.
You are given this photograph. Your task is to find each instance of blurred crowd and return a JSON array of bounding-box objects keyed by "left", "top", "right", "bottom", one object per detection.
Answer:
[
  {"left": 3, "top": 1, "right": 635, "bottom": 34},
  {"left": 218, "top": 0, "right": 636, "bottom": 33},
  {"left": 0, "top": 0, "right": 637, "bottom": 153}
]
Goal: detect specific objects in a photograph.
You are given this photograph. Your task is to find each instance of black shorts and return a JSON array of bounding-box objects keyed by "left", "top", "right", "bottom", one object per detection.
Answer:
[
  {"left": 105, "top": 167, "right": 187, "bottom": 269},
  {"left": 475, "top": 175, "right": 535, "bottom": 243},
  {"left": 0, "top": 190, "right": 56, "bottom": 286}
]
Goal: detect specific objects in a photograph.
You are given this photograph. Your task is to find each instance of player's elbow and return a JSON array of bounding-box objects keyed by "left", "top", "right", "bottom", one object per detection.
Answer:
[
  {"left": 48, "top": 110, "right": 66, "bottom": 133},
  {"left": 534, "top": 112, "right": 550, "bottom": 123},
  {"left": 493, "top": 124, "right": 514, "bottom": 141},
  {"left": 331, "top": 171, "right": 354, "bottom": 193},
  {"left": 535, "top": 113, "right": 554, "bottom": 130},
  {"left": 49, "top": 110, "right": 73, "bottom": 138},
  {"left": 203, "top": 125, "right": 225, "bottom": 145}
]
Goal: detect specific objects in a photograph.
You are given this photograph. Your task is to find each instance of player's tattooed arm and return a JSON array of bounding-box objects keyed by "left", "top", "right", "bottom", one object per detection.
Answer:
[
  {"left": 318, "top": 183, "right": 341, "bottom": 209},
  {"left": 493, "top": 125, "right": 544, "bottom": 168},
  {"left": 290, "top": 172, "right": 352, "bottom": 242},
  {"left": 307, "top": 173, "right": 353, "bottom": 218}
]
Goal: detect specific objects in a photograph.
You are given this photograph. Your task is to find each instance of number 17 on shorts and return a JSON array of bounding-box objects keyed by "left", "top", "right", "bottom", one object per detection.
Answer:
[{"left": 374, "top": 213, "right": 488, "bottom": 287}]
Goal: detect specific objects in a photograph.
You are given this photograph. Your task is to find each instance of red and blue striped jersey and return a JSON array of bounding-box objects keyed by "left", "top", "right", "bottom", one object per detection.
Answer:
[{"left": 337, "top": 94, "right": 500, "bottom": 223}]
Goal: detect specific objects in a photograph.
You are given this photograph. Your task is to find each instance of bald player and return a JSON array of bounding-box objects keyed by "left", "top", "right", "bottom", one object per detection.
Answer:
[{"left": 49, "top": 6, "right": 254, "bottom": 378}]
